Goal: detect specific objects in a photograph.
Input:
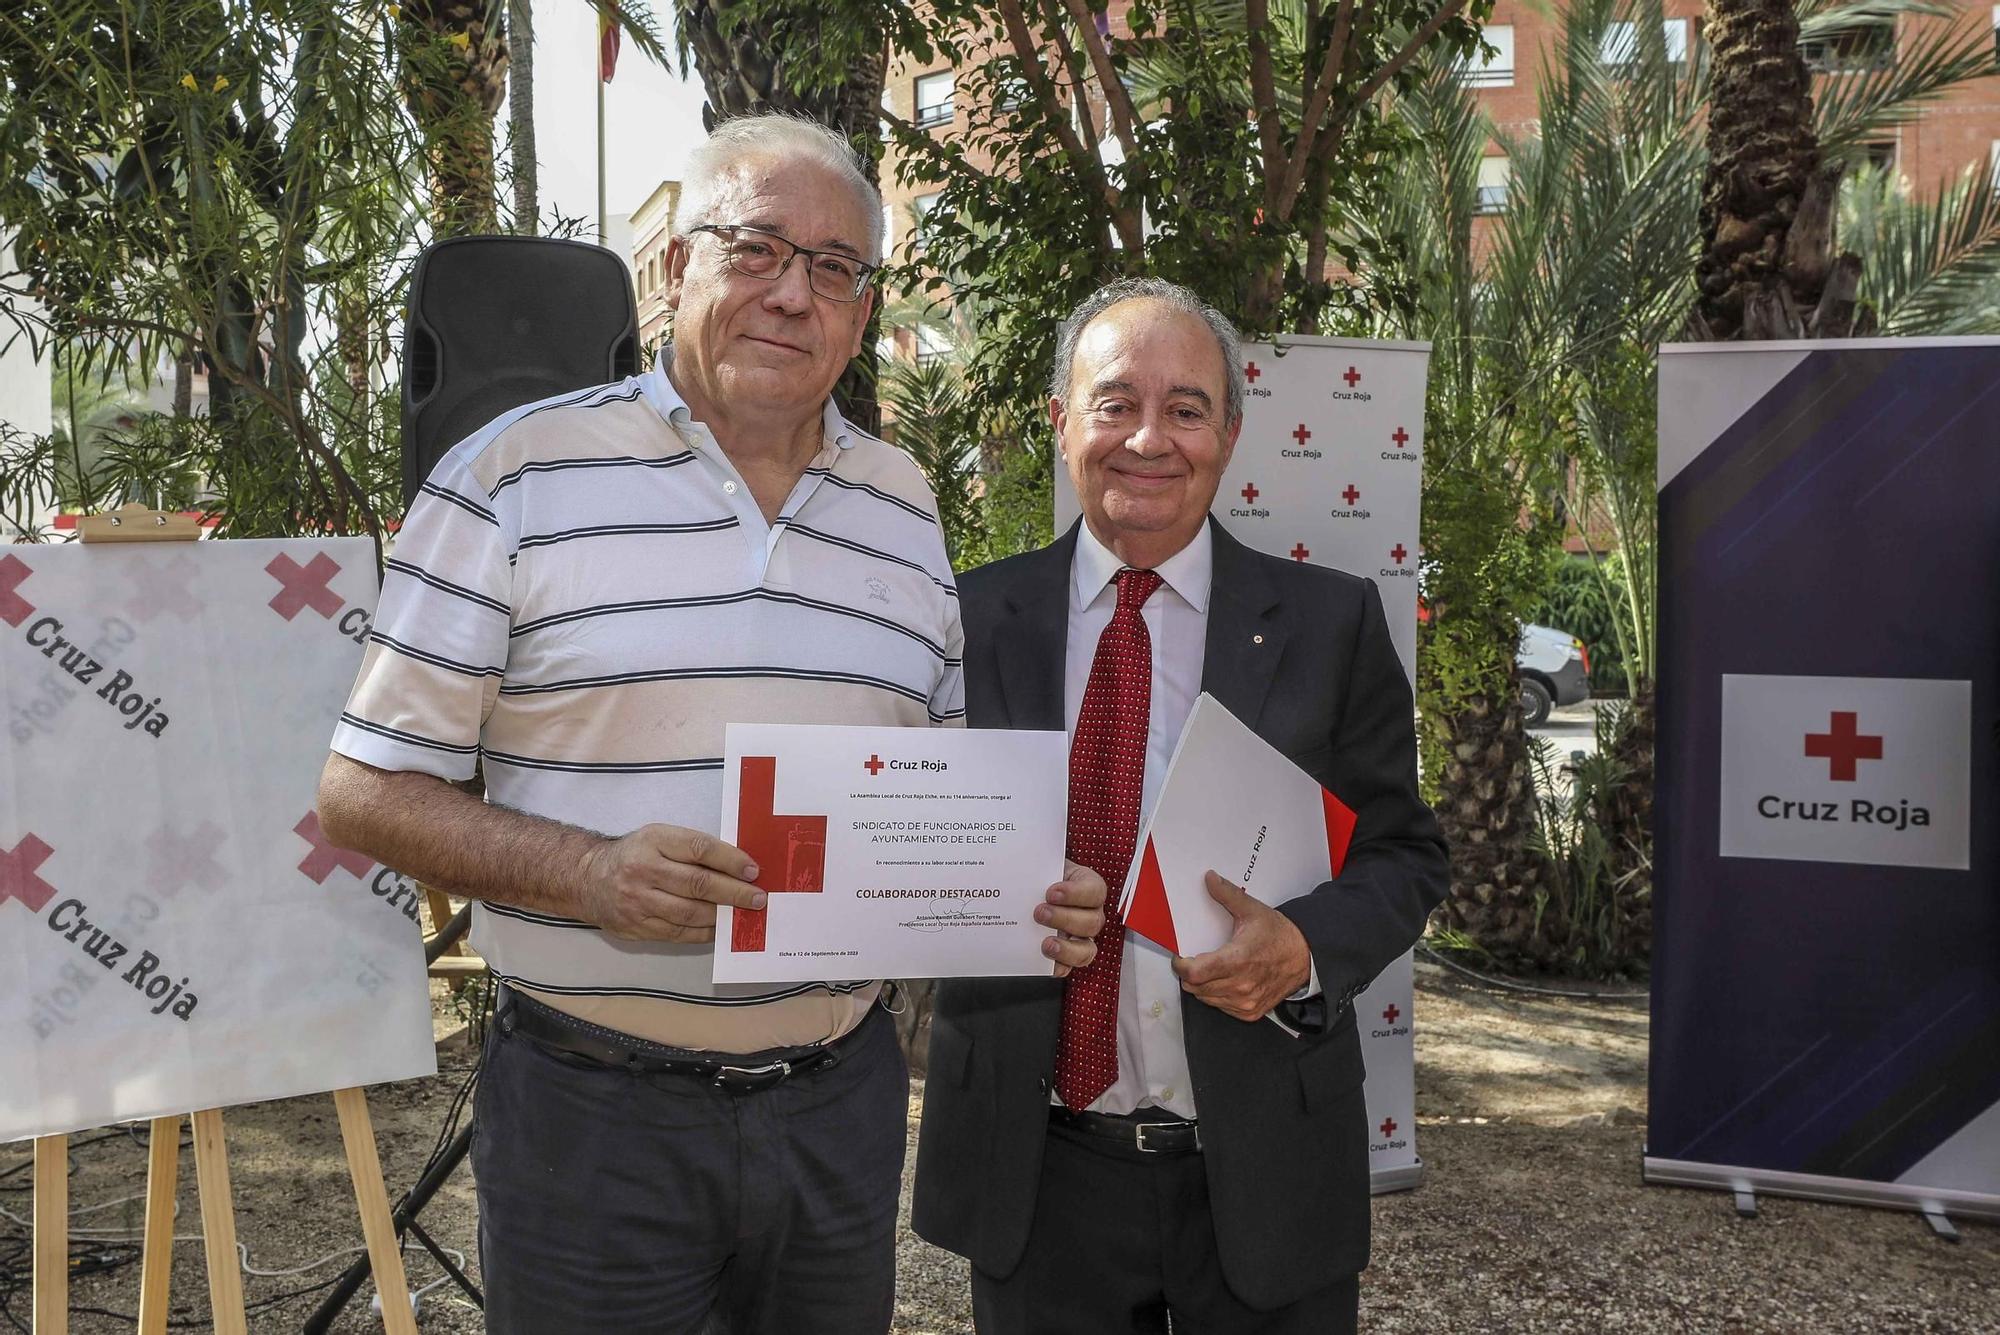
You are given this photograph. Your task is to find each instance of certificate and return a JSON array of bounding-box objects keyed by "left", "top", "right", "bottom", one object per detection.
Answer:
[{"left": 713, "top": 723, "right": 1069, "bottom": 984}]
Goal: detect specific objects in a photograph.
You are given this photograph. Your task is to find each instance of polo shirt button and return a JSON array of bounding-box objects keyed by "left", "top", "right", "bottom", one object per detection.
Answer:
[
  {"left": 723, "top": 480, "right": 738, "bottom": 494},
  {"left": 1149, "top": 1001, "right": 1164, "bottom": 1019}
]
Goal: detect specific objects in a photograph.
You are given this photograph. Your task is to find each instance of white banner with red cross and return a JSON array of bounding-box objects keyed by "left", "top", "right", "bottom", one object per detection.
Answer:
[
  {"left": 1058, "top": 335, "right": 1430, "bottom": 1192},
  {"left": 0, "top": 537, "right": 436, "bottom": 1143}
]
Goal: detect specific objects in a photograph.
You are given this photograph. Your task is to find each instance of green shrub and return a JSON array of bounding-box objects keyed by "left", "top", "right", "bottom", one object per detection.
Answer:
[{"left": 1525, "top": 555, "right": 1631, "bottom": 695}]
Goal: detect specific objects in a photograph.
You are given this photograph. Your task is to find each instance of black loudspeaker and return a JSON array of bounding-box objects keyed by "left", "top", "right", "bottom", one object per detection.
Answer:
[{"left": 401, "top": 235, "right": 641, "bottom": 507}]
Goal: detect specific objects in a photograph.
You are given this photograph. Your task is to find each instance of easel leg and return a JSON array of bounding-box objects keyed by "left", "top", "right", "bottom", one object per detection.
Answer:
[
  {"left": 32, "top": 1134, "right": 66, "bottom": 1335},
  {"left": 189, "top": 1109, "right": 247, "bottom": 1335},
  {"left": 138, "top": 1116, "right": 182, "bottom": 1335},
  {"left": 333, "top": 1087, "right": 420, "bottom": 1335}
]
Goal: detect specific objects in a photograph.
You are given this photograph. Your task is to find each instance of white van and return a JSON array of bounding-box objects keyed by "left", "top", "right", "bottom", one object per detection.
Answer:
[{"left": 1518, "top": 623, "right": 1590, "bottom": 726}]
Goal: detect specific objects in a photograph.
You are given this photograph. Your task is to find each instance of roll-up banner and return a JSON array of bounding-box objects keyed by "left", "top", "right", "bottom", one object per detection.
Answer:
[
  {"left": 1648, "top": 339, "right": 2000, "bottom": 1222},
  {"left": 1059, "top": 334, "right": 1430, "bottom": 1192}
]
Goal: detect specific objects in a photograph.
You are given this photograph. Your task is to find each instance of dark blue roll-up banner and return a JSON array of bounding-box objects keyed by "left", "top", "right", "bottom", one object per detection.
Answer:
[{"left": 1648, "top": 339, "right": 2000, "bottom": 1223}]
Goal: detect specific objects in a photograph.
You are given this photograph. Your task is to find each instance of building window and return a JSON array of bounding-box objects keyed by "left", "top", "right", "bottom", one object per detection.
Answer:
[
  {"left": 1663, "top": 17, "right": 1690, "bottom": 64},
  {"left": 1862, "top": 140, "right": 1896, "bottom": 173},
  {"left": 914, "top": 71, "right": 955, "bottom": 129},
  {"left": 1602, "top": 19, "right": 1694, "bottom": 69},
  {"left": 915, "top": 323, "right": 951, "bottom": 368},
  {"left": 1465, "top": 25, "right": 1514, "bottom": 87},
  {"left": 913, "top": 192, "right": 944, "bottom": 244},
  {"left": 1475, "top": 155, "right": 1510, "bottom": 214},
  {"left": 1800, "top": 24, "right": 1895, "bottom": 73}
]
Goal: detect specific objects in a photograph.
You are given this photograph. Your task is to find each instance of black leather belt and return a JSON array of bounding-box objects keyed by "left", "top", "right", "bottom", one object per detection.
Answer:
[
  {"left": 496, "top": 985, "right": 865, "bottom": 1094},
  {"left": 1052, "top": 1105, "right": 1203, "bottom": 1154}
]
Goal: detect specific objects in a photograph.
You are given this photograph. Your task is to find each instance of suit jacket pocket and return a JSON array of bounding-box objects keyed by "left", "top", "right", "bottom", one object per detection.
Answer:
[{"left": 1295, "top": 1022, "right": 1366, "bottom": 1114}]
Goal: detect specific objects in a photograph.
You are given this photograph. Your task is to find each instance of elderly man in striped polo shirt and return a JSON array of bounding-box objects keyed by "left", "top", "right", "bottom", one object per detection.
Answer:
[{"left": 316, "top": 114, "right": 1106, "bottom": 1334}]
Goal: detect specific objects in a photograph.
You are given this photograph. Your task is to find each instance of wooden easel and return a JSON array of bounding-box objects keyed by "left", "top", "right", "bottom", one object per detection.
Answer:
[{"left": 30, "top": 506, "right": 419, "bottom": 1335}]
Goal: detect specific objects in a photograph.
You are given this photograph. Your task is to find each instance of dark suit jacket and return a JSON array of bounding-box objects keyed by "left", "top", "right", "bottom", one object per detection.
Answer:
[{"left": 910, "top": 519, "right": 1448, "bottom": 1311}]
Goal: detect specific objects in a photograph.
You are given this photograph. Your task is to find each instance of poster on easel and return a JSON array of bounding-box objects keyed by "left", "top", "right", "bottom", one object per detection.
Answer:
[
  {"left": 1058, "top": 334, "right": 1431, "bottom": 1193},
  {"left": 1, "top": 534, "right": 437, "bottom": 1144}
]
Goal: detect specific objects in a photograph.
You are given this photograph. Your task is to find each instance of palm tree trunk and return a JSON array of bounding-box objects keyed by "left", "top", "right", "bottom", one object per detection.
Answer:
[
  {"left": 509, "top": 0, "right": 537, "bottom": 234},
  {"left": 400, "top": 0, "right": 510, "bottom": 239},
  {"left": 1430, "top": 658, "right": 1555, "bottom": 968},
  {"left": 1695, "top": 0, "right": 1856, "bottom": 339}
]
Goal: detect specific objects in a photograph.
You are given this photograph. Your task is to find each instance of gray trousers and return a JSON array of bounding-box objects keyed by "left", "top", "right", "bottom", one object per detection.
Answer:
[{"left": 471, "top": 1001, "right": 907, "bottom": 1335}]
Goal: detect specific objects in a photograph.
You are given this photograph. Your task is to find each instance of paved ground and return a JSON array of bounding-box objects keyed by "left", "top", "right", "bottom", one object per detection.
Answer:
[
  {"left": 8, "top": 961, "right": 1995, "bottom": 1333},
  {"left": 1530, "top": 698, "right": 1611, "bottom": 764}
]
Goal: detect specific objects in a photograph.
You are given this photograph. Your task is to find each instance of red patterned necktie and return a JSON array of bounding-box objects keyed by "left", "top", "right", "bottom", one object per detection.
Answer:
[{"left": 1055, "top": 566, "right": 1163, "bottom": 1110}]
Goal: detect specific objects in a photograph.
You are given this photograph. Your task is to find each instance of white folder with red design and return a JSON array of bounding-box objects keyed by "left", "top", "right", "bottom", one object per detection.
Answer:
[{"left": 1118, "top": 693, "right": 1356, "bottom": 956}]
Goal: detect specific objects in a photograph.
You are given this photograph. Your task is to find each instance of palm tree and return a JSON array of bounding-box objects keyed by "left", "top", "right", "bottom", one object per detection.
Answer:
[{"left": 398, "top": 0, "right": 511, "bottom": 237}]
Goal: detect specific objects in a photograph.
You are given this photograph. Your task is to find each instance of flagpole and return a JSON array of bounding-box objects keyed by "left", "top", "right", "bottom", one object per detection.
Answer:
[{"left": 596, "top": 47, "right": 607, "bottom": 244}]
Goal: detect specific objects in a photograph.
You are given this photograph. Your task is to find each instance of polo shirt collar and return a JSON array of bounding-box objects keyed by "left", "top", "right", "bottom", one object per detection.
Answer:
[
  {"left": 643, "top": 344, "right": 857, "bottom": 452},
  {"left": 1072, "top": 518, "right": 1213, "bottom": 614}
]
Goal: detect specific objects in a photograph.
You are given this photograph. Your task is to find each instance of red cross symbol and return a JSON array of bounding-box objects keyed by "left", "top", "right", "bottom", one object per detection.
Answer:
[
  {"left": 864, "top": 754, "right": 885, "bottom": 775},
  {"left": 1390, "top": 544, "right": 1408, "bottom": 564},
  {"left": 1379, "top": 1116, "right": 1398, "bottom": 1138},
  {"left": 0, "top": 554, "right": 35, "bottom": 628},
  {"left": 294, "top": 810, "right": 373, "bottom": 884},
  {"left": 1382, "top": 1003, "right": 1400, "bottom": 1025},
  {"left": 1343, "top": 366, "right": 1361, "bottom": 388},
  {"left": 1245, "top": 362, "right": 1261, "bottom": 383},
  {"left": 733, "top": 756, "right": 827, "bottom": 952},
  {"left": 1291, "top": 423, "right": 1312, "bottom": 447},
  {"left": 1804, "top": 711, "right": 1883, "bottom": 782},
  {"left": 146, "top": 822, "right": 228, "bottom": 896},
  {"left": 1241, "top": 483, "right": 1260, "bottom": 505},
  {"left": 0, "top": 835, "right": 57, "bottom": 913},
  {"left": 1392, "top": 427, "right": 1410, "bottom": 447},
  {"left": 126, "top": 554, "right": 205, "bottom": 623},
  {"left": 1290, "top": 542, "right": 1311, "bottom": 562},
  {"left": 1342, "top": 484, "right": 1360, "bottom": 506},
  {"left": 265, "top": 553, "right": 344, "bottom": 622}
]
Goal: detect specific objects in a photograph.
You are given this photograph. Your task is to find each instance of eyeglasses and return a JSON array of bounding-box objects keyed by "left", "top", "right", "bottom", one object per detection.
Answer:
[{"left": 690, "top": 224, "right": 878, "bottom": 303}]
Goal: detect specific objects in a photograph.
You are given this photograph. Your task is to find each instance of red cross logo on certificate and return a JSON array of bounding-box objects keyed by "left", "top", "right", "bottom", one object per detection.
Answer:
[
  {"left": 864, "top": 754, "right": 885, "bottom": 776},
  {"left": 733, "top": 756, "right": 827, "bottom": 952},
  {"left": 1804, "top": 711, "right": 1883, "bottom": 782}
]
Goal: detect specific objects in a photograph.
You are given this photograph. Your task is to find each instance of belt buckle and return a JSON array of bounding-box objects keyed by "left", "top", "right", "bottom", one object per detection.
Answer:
[
  {"left": 713, "top": 1058, "right": 791, "bottom": 1093},
  {"left": 1134, "top": 1121, "right": 1196, "bottom": 1154}
]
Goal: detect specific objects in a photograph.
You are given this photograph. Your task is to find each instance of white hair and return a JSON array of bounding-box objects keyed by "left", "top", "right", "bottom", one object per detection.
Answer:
[
  {"left": 674, "top": 113, "right": 884, "bottom": 266},
  {"left": 1052, "top": 278, "right": 1248, "bottom": 425}
]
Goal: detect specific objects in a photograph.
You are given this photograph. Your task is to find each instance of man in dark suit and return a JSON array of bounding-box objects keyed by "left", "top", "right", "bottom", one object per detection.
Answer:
[{"left": 912, "top": 278, "right": 1448, "bottom": 1332}]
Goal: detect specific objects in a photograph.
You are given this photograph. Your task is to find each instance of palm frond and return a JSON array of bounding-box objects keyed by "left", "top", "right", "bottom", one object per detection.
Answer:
[{"left": 1813, "top": 11, "right": 1994, "bottom": 156}]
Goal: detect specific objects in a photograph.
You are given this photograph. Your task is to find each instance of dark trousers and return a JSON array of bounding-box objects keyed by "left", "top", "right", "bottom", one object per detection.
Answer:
[
  {"left": 472, "top": 1001, "right": 907, "bottom": 1335},
  {"left": 972, "top": 1119, "right": 1360, "bottom": 1335}
]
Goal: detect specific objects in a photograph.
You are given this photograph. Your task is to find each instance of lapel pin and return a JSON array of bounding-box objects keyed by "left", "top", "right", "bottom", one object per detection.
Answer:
[{"left": 1252, "top": 634, "right": 1264, "bottom": 645}]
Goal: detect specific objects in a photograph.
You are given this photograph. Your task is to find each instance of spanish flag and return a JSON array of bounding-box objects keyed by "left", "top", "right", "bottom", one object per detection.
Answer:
[{"left": 598, "top": 4, "right": 620, "bottom": 83}]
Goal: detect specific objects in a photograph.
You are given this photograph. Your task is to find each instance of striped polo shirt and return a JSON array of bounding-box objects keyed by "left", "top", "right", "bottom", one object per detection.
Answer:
[{"left": 331, "top": 352, "right": 965, "bottom": 1052}]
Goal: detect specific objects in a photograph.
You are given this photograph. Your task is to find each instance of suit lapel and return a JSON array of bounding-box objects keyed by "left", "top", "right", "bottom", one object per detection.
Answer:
[
  {"left": 992, "top": 522, "right": 1079, "bottom": 732},
  {"left": 1200, "top": 520, "right": 1285, "bottom": 730}
]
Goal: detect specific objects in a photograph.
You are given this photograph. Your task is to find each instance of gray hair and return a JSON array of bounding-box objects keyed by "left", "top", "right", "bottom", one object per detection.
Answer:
[
  {"left": 1049, "top": 278, "right": 1247, "bottom": 425},
  {"left": 675, "top": 113, "right": 885, "bottom": 266}
]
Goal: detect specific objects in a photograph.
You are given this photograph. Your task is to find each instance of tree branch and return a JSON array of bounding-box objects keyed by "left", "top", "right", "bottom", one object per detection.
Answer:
[
  {"left": 1246, "top": 0, "right": 1287, "bottom": 213},
  {"left": 993, "top": 0, "right": 1123, "bottom": 252},
  {"left": 1058, "top": 0, "right": 1141, "bottom": 162},
  {"left": 1275, "top": 0, "right": 1356, "bottom": 219},
  {"left": 1036, "top": 0, "right": 1143, "bottom": 250}
]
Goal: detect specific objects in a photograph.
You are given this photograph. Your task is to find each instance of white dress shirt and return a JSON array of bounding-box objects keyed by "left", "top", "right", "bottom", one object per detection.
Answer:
[{"left": 1065, "top": 523, "right": 1315, "bottom": 1119}]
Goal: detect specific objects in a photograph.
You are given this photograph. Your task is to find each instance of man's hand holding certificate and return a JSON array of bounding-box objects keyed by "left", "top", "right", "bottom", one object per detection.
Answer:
[{"left": 714, "top": 723, "right": 1075, "bottom": 983}]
